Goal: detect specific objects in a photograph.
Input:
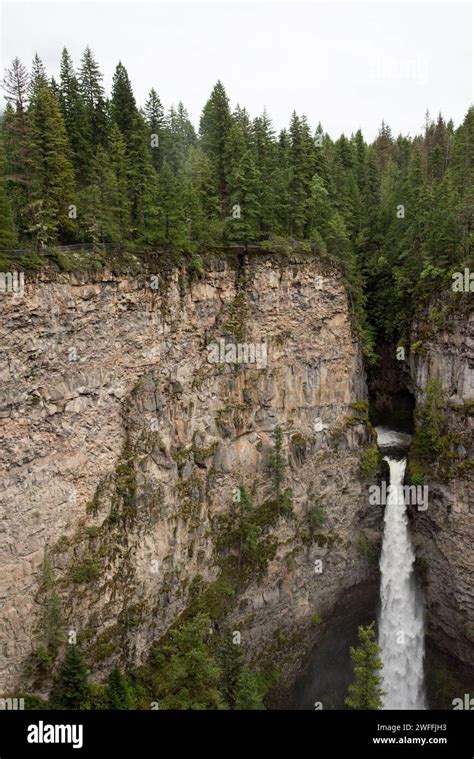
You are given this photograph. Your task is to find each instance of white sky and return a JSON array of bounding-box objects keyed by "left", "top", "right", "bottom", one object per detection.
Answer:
[{"left": 0, "top": 0, "right": 472, "bottom": 140}]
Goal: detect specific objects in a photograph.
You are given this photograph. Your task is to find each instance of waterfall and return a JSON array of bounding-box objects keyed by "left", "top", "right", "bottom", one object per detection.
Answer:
[{"left": 378, "top": 454, "right": 426, "bottom": 709}]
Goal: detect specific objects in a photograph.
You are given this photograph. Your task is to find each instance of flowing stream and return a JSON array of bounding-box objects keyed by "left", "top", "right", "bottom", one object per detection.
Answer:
[{"left": 376, "top": 428, "right": 426, "bottom": 709}]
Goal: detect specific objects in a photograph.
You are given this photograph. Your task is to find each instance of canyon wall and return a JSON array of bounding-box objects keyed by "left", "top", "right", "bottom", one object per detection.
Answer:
[
  {"left": 0, "top": 254, "right": 380, "bottom": 695},
  {"left": 409, "top": 296, "right": 474, "bottom": 668}
]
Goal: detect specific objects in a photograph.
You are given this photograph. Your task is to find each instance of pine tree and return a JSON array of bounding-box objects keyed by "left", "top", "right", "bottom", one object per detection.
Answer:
[
  {"left": 144, "top": 88, "right": 165, "bottom": 170},
  {"left": 3, "top": 57, "right": 29, "bottom": 112},
  {"left": 28, "top": 82, "right": 76, "bottom": 246},
  {"left": 59, "top": 48, "right": 91, "bottom": 181},
  {"left": 78, "top": 146, "right": 121, "bottom": 244},
  {"left": 127, "top": 113, "right": 160, "bottom": 246},
  {"left": 268, "top": 425, "right": 285, "bottom": 502},
  {"left": 108, "top": 122, "right": 131, "bottom": 239},
  {"left": 159, "top": 614, "right": 223, "bottom": 710},
  {"left": 52, "top": 644, "right": 90, "bottom": 710},
  {"left": 345, "top": 623, "right": 384, "bottom": 710},
  {"left": 251, "top": 110, "right": 277, "bottom": 234},
  {"left": 224, "top": 122, "right": 261, "bottom": 242},
  {"left": 156, "top": 161, "right": 187, "bottom": 249},
  {"left": 185, "top": 146, "right": 221, "bottom": 243},
  {"left": 235, "top": 486, "right": 260, "bottom": 567},
  {"left": 106, "top": 667, "right": 134, "bottom": 709},
  {"left": 28, "top": 53, "right": 47, "bottom": 100},
  {"left": 219, "top": 632, "right": 245, "bottom": 708},
  {"left": 79, "top": 46, "right": 107, "bottom": 148},
  {"left": 111, "top": 61, "right": 137, "bottom": 142},
  {"left": 288, "top": 113, "right": 314, "bottom": 238},
  {"left": 200, "top": 81, "right": 232, "bottom": 210},
  {"left": 0, "top": 134, "right": 17, "bottom": 249},
  {"left": 235, "top": 669, "right": 265, "bottom": 710}
]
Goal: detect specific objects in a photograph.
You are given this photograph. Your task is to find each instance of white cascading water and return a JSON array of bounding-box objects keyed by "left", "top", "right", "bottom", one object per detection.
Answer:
[{"left": 378, "top": 453, "right": 426, "bottom": 709}]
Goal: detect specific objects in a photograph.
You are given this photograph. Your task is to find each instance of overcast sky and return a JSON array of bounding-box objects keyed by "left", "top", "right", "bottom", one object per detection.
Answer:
[{"left": 0, "top": 1, "right": 472, "bottom": 140}]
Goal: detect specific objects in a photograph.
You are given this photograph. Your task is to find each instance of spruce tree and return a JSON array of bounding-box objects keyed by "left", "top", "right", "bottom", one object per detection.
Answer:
[
  {"left": 144, "top": 88, "right": 165, "bottom": 170},
  {"left": 288, "top": 112, "right": 314, "bottom": 237},
  {"left": 0, "top": 134, "right": 18, "bottom": 249},
  {"left": 79, "top": 46, "right": 107, "bottom": 148},
  {"left": 59, "top": 47, "right": 91, "bottom": 181},
  {"left": 200, "top": 81, "right": 232, "bottom": 209},
  {"left": 345, "top": 623, "right": 384, "bottom": 710},
  {"left": 111, "top": 61, "right": 137, "bottom": 142},
  {"left": 235, "top": 669, "right": 265, "bottom": 710},
  {"left": 28, "top": 53, "right": 47, "bottom": 99},
  {"left": 156, "top": 161, "right": 187, "bottom": 249},
  {"left": 52, "top": 644, "right": 90, "bottom": 710},
  {"left": 3, "top": 57, "right": 29, "bottom": 112},
  {"left": 268, "top": 425, "right": 285, "bottom": 502},
  {"left": 159, "top": 614, "right": 223, "bottom": 710},
  {"left": 106, "top": 667, "right": 134, "bottom": 709},
  {"left": 219, "top": 632, "right": 245, "bottom": 708},
  {"left": 28, "top": 82, "right": 76, "bottom": 246}
]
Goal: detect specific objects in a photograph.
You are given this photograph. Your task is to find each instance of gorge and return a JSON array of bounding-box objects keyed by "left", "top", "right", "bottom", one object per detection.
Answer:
[{"left": 0, "top": 251, "right": 472, "bottom": 709}]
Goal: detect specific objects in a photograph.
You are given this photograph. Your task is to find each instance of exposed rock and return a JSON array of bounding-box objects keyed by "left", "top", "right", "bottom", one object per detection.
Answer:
[
  {"left": 0, "top": 255, "right": 379, "bottom": 693},
  {"left": 409, "top": 299, "right": 474, "bottom": 667}
]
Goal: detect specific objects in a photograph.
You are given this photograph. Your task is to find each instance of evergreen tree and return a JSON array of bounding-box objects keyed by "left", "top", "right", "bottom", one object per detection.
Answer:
[
  {"left": 108, "top": 122, "right": 131, "bottom": 238},
  {"left": 144, "top": 87, "right": 165, "bottom": 170},
  {"left": 27, "top": 82, "right": 76, "bottom": 246},
  {"left": 200, "top": 81, "right": 232, "bottom": 209},
  {"left": 345, "top": 623, "right": 384, "bottom": 710},
  {"left": 59, "top": 47, "right": 91, "bottom": 180},
  {"left": 52, "top": 644, "right": 90, "bottom": 710},
  {"left": 288, "top": 113, "right": 314, "bottom": 237},
  {"left": 159, "top": 614, "right": 223, "bottom": 710},
  {"left": 235, "top": 486, "right": 260, "bottom": 567},
  {"left": 79, "top": 46, "right": 107, "bottom": 148},
  {"left": 251, "top": 110, "right": 277, "bottom": 234},
  {"left": 111, "top": 61, "right": 138, "bottom": 142},
  {"left": 3, "top": 56, "right": 29, "bottom": 112},
  {"left": 0, "top": 134, "right": 17, "bottom": 249},
  {"left": 224, "top": 122, "right": 261, "bottom": 242},
  {"left": 106, "top": 667, "right": 134, "bottom": 709},
  {"left": 78, "top": 146, "right": 122, "bottom": 244},
  {"left": 156, "top": 161, "right": 187, "bottom": 248},
  {"left": 219, "top": 632, "right": 245, "bottom": 708},
  {"left": 235, "top": 669, "right": 265, "bottom": 710},
  {"left": 28, "top": 53, "right": 47, "bottom": 99},
  {"left": 218, "top": 632, "right": 265, "bottom": 710},
  {"left": 268, "top": 425, "right": 285, "bottom": 501},
  {"left": 185, "top": 146, "right": 221, "bottom": 243}
]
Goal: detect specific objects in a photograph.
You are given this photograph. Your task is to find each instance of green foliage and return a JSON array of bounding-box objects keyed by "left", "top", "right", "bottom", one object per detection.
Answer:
[
  {"left": 359, "top": 444, "right": 379, "bottom": 479},
  {"left": 2, "top": 52, "right": 470, "bottom": 352},
  {"left": 345, "top": 623, "right": 384, "bottom": 710},
  {"left": 51, "top": 644, "right": 90, "bottom": 710},
  {"left": 105, "top": 667, "right": 135, "bottom": 709},
  {"left": 218, "top": 631, "right": 265, "bottom": 710},
  {"left": 26, "top": 558, "right": 65, "bottom": 682},
  {"left": 153, "top": 613, "right": 223, "bottom": 710},
  {"left": 307, "top": 500, "right": 326, "bottom": 533},
  {"left": 357, "top": 533, "right": 380, "bottom": 565},
  {"left": 71, "top": 558, "right": 100, "bottom": 583},
  {"left": 410, "top": 377, "right": 445, "bottom": 465},
  {"left": 268, "top": 425, "right": 286, "bottom": 502}
]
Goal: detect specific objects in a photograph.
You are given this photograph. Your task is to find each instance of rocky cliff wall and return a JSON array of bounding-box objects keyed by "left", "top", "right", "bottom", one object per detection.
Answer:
[
  {"left": 0, "top": 254, "right": 380, "bottom": 694},
  {"left": 409, "top": 297, "right": 474, "bottom": 667}
]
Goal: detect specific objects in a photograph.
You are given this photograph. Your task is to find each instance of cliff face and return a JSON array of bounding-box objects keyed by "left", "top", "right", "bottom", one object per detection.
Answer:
[
  {"left": 409, "top": 299, "right": 474, "bottom": 667},
  {"left": 0, "top": 254, "right": 380, "bottom": 694}
]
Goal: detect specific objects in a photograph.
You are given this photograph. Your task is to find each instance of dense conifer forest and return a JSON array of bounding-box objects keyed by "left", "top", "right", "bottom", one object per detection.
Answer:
[{"left": 1, "top": 48, "right": 473, "bottom": 356}]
